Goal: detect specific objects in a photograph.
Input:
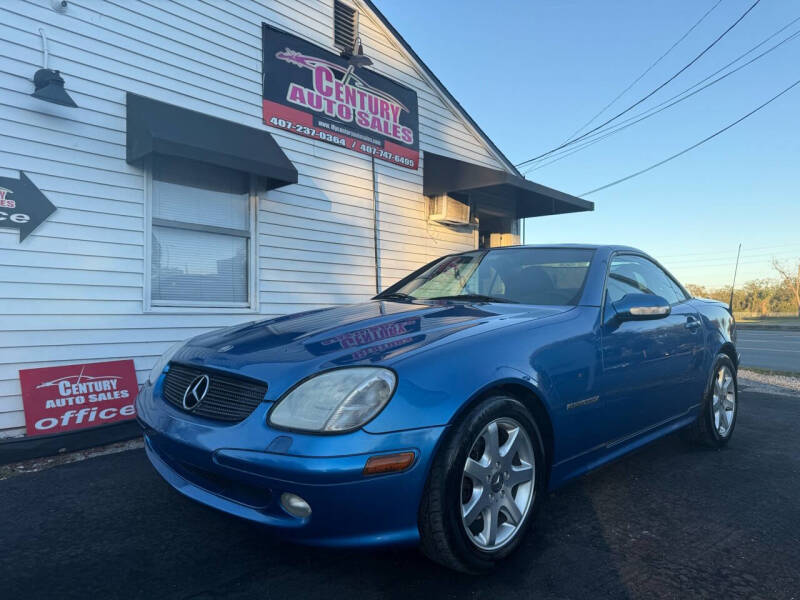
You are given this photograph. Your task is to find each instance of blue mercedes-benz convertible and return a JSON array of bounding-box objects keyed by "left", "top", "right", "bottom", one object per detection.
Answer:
[{"left": 136, "top": 245, "right": 738, "bottom": 572}]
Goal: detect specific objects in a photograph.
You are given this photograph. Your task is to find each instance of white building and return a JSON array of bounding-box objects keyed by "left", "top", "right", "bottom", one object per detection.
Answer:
[{"left": 0, "top": 0, "right": 591, "bottom": 446}]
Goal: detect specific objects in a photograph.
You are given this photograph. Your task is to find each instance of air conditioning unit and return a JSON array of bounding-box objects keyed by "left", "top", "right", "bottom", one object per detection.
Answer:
[{"left": 428, "top": 195, "right": 470, "bottom": 225}]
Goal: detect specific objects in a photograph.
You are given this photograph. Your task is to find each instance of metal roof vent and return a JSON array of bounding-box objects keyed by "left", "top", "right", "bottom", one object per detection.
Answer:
[{"left": 334, "top": 1, "right": 358, "bottom": 53}]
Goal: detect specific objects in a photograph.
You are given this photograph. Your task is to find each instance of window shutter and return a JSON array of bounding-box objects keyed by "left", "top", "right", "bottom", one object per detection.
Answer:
[{"left": 334, "top": 1, "right": 357, "bottom": 51}]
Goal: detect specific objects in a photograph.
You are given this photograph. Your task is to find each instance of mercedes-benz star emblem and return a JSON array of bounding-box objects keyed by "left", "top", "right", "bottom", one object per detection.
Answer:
[{"left": 182, "top": 374, "right": 210, "bottom": 411}]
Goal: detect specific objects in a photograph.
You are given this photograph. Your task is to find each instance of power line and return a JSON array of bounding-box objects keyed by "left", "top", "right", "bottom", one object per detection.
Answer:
[
  {"left": 673, "top": 257, "right": 797, "bottom": 269},
  {"left": 523, "top": 17, "right": 800, "bottom": 173},
  {"left": 526, "top": 27, "right": 800, "bottom": 173},
  {"left": 668, "top": 260, "right": 799, "bottom": 271},
  {"left": 680, "top": 262, "right": 787, "bottom": 270},
  {"left": 665, "top": 250, "right": 800, "bottom": 266},
  {"left": 666, "top": 249, "right": 800, "bottom": 262},
  {"left": 563, "top": 0, "right": 724, "bottom": 143},
  {"left": 658, "top": 242, "right": 800, "bottom": 259},
  {"left": 519, "top": 0, "right": 761, "bottom": 167},
  {"left": 579, "top": 76, "right": 800, "bottom": 197},
  {"left": 516, "top": 0, "right": 762, "bottom": 168},
  {"left": 674, "top": 261, "right": 790, "bottom": 270}
]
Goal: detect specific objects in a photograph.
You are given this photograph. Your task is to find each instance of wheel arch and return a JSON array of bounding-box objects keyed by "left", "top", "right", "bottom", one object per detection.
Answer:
[
  {"left": 719, "top": 342, "right": 739, "bottom": 368},
  {"left": 703, "top": 346, "right": 739, "bottom": 399},
  {"left": 448, "top": 378, "right": 555, "bottom": 479}
]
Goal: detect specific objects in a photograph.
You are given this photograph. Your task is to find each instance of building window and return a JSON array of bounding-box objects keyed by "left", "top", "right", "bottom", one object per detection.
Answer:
[
  {"left": 333, "top": 0, "right": 358, "bottom": 52},
  {"left": 146, "top": 156, "right": 256, "bottom": 310}
]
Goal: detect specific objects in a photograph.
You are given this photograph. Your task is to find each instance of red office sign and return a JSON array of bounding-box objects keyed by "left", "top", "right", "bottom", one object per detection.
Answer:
[
  {"left": 19, "top": 359, "right": 139, "bottom": 436},
  {"left": 262, "top": 23, "right": 420, "bottom": 170}
]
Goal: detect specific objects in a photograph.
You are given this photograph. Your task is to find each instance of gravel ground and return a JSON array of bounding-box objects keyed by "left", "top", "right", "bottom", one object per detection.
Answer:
[{"left": 739, "top": 369, "right": 800, "bottom": 395}]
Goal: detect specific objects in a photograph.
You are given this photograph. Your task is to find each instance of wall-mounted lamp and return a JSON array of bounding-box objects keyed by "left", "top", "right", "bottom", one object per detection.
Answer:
[
  {"left": 341, "top": 37, "right": 373, "bottom": 86},
  {"left": 345, "top": 37, "right": 373, "bottom": 69},
  {"left": 31, "top": 29, "right": 77, "bottom": 108}
]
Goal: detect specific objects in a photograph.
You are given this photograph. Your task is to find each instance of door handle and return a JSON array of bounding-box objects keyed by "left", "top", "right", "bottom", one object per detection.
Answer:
[{"left": 685, "top": 316, "right": 701, "bottom": 330}]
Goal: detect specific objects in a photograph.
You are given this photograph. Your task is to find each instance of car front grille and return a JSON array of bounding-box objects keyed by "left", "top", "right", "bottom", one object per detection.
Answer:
[{"left": 162, "top": 363, "right": 267, "bottom": 422}]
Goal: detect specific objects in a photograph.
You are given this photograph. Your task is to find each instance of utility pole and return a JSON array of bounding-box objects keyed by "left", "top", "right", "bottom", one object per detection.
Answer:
[{"left": 728, "top": 243, "right": 742, "bottom": 310}]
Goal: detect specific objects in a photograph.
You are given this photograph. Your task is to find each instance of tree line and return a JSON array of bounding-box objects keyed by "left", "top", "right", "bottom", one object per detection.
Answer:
[{"left": 685, "top": 259, "right": 800, "bottom": 317}]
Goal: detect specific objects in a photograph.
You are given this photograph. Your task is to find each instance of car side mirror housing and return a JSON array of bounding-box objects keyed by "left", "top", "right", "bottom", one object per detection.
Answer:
[{"left": 613, "top": 293, "right": 671, "bottom": 321}]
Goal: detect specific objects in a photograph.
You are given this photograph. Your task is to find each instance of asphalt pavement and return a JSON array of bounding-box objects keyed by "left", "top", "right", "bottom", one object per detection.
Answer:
[
  {"left": 738, "top": 329, "right": 800, "bottom": 372},
  {"left": 1, "top": 387, "right": 799, "bottom": 600}
]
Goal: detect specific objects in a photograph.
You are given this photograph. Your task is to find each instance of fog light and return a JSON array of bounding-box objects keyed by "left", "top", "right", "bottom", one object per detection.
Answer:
[{"left": 280, "top": 492, "right": 311, "bottom": 518}]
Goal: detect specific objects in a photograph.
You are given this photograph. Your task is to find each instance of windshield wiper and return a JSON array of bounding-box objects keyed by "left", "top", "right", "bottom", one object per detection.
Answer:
[
  {"left": 426, "top": 294, "right": 516, "bottom": 304},
  {"left": 375, "top": 292, "right": 416, "bottom": 301}
]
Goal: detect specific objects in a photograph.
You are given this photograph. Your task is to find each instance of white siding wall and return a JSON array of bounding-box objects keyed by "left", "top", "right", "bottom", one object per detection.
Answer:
[{"left": 0, "top": 0, "right": 509, "bottom": 437}]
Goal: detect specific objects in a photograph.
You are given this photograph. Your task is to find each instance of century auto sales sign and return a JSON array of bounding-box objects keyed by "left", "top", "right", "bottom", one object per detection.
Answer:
[
  {"left": 19, "top": 360, "right": 139, "bottom": 436},
  {"left": 262, "top": 23, "right": 420, "bottom": 169}
]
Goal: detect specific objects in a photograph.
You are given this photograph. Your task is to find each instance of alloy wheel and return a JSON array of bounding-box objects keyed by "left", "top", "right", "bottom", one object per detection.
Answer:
[
  {"left": 460, "top": 417, "right": 535, "bottom": 551},
  {"left": 712, "top": 364, "right": 736, "bottom": 437}
]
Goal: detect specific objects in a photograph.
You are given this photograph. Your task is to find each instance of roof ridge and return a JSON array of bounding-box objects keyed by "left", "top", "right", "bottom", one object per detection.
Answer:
[{"left": 361, "top": 0, "right": 522, "bottom": 176}]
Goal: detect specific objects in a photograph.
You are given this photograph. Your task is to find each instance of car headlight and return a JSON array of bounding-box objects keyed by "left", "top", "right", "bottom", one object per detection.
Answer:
[
  {"left": 269, "top": 368, "right": 396, "bottom": 433},
  {"left": 147, "top": 341, "right": 185, "bottom": 385}
]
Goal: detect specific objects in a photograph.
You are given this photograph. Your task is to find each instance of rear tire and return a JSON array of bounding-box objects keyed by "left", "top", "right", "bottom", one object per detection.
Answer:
[
  {"left": 418, "top": 395, "right": 546, "bottom": 572},
  {"left": 687, "top": 354, "right": 738, "bottom": 448}
]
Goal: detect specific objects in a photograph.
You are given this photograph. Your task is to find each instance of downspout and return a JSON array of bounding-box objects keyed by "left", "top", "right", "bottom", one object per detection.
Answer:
[{"left": 371, "top": 156, "right": 381, "bottom": 294}]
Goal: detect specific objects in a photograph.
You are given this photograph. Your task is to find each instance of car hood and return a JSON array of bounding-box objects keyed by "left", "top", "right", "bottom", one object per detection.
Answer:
[{"left": 172, "top": 300, "right": 569, "bottom": 385}]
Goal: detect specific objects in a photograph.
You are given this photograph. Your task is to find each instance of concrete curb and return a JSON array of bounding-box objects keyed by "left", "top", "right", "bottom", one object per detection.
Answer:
[{"left": 0, "top": 421, "right": 141, "bottom": 466}]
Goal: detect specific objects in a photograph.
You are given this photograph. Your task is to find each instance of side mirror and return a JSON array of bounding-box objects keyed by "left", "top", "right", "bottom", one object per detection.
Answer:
[{"left": 613, "top": 293, "right": 671, "bottom": 322}]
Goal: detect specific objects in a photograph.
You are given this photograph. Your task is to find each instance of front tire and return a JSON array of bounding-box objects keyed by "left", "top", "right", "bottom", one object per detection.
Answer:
[
  {"left": 418, "top": 395, "right": 546, "bottom": 572},
  {"left": 688, "top": 354, "right": 738, "bottom": 447}
]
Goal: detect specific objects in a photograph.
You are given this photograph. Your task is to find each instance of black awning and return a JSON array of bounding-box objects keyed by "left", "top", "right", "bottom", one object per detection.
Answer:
[
  {"left": 126, "top": 93, "right": 297, "bottom": 190},
  {"left": 423, "top": 152, "right": 593, "bottom": 219}
]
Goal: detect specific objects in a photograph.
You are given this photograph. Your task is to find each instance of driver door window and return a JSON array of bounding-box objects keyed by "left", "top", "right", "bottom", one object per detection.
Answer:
[{"left": 607, "top": 255, "right": 686, "bottom": 305}]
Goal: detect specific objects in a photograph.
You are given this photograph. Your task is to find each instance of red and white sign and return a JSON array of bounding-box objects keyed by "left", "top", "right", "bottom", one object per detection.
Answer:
[
  {"left": 19, "top": 359, "right": 139, "bottom": 436},
  {"left": 262, "top": 24, "right": 420, "bottom": 170}
]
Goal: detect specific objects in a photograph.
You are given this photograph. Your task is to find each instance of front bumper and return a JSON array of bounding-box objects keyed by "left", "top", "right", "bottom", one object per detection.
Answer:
[{"left": 136, "top": 380, "right": 445, "bottom": 548}]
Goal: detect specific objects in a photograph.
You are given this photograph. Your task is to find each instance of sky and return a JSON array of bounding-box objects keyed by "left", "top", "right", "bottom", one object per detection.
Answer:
[{"left": 373, "top": 0, "right": 800, "bottom": 288}]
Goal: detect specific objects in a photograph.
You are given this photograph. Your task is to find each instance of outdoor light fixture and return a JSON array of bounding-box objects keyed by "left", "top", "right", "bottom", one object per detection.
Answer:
[
  {"left": 345, "top": 37, "right": 373, "bottom": 69},
  {"left": 31, "top": 29, "right": 77, "bottom": 108},
  {"left": 341, "top": 37, "right": 373, "bottom": 86}
]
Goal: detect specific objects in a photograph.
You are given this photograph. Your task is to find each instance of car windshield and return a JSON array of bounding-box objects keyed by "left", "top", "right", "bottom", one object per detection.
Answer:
[{"left": 382, "top": 248, "right": 595, "bottom": 305}]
